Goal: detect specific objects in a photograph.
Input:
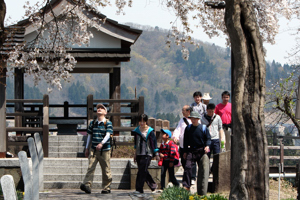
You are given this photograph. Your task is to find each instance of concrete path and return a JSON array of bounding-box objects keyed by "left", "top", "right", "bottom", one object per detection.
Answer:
[
  {"left": 39, "top": 189, "right": 160, "bottom": 200},
  {"left": 38, "top": 166, "right": 201, "bottom": 199}
]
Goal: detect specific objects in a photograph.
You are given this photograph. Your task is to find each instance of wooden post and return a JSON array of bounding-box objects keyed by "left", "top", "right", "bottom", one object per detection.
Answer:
[
  {"left": 0, "top": 66, "right": 6, "bottom": 158},
  {"left": 280, "top": 140, "right": 284, "bottom": 173},
  {"left": 109, "top": 67, "right": 121, "bottom": 136},
  {"left": 14, "top": 68, "right": 24, "bottom": 136},
  {"left": 138, "top": 96, "right": 144, "bottom": 117},
  {"left": 297, "top": 162, "right": 300, "bottom": 200},
  {"left": 63, "top": 101, "right": 69, "bottom": 118},
  {"left": 87, "top": 94, "right": 94, "bottom": 125},
  {"left": 42, "top": 94, "right": 49, "bottom": 157}
]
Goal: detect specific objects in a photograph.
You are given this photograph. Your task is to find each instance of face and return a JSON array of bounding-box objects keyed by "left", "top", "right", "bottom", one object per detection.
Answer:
[
  {"left": 97, "top": 106, "right": 107, "bottom": 115},
  {"left": 203, "top": 99, "right": 210, "bottom": 105},
  {"left": 190, "top": 117, "right": 199, "bottom": 126},
  {"left": 194, "top": 95, "right": 202, "bottom": 104},
  {"left": 162, "top": 133, "right": 169, "bottom": 140},
  {"left": 182, "top": 106, "right": 190, "bottom": 118},
  {"left": 222, "top": 95, "right": 230, "bottom": 104},
  {"left": 139, "top": 119, "right": 147, "bottom": 127},
  {"left": 207, "top": 109, "right": 215, "bottom": 117}
]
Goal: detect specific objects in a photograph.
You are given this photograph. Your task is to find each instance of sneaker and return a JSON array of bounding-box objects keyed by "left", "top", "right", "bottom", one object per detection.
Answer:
[
  {"left": 191, "top": 180, "right": 196, "bottom": 185},
  {"left": 101, "top": 190, "right": 111, "bottom": 194},
  {"left": 80, "top": 184, "right": 91, "bottom": 194},
  {"left": 132, "top": 191, "right": 142, "bottom": 194}
]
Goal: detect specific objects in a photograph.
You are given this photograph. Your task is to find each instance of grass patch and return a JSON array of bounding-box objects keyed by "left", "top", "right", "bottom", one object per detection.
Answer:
[{"left": 157, "top": 186, "right": 228, "bottom": 200}]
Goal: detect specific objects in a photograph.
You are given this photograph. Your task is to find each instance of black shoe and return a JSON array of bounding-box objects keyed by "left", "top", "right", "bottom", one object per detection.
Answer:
[
  {"left": 101, "top": 190, "right": 111, "bottom": 194},
  {"left": 80, "top": 184, "right": 91, "bottom": 194}
]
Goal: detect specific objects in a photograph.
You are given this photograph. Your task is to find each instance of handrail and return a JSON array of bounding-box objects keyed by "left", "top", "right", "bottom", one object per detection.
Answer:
[{"left": 7, "top": 99, "right": 43, "bottom": 103}]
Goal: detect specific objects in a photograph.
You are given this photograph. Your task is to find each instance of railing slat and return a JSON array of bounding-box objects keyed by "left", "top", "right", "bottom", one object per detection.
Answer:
[
  {"left": 7, "top": 99, "right": 43, "bottom": 103},
  {"left": 7, "top": 112, "right": 39, "bottom": 116},
  {"left": 6, "top": 127, "right": 43, "bottom": 132}
]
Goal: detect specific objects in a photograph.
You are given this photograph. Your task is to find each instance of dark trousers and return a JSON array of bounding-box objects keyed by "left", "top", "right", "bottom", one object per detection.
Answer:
[
  {"left": 207, "top": 139, "right": 220, "bottom": 159},
  {"left": 180, "top": 148, "right": 197, "bottom": 180},
  {"left": 136, "top": 155, "right": 157, "bottom": 193},
  {"left": 160, "top": 160, "right": 179, "bottom": 189},
  {"left": 182, "top": 150, "right": 205, "bottom": 188}
]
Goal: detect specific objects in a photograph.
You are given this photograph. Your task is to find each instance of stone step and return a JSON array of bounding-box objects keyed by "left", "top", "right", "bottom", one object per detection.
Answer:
[
  {"left": 49, "top": 135, "right": 134, "bottom": 143},
  {"left": 44, "top": 181, "right": 130, "bottom": 189},
  {"left": 49, "top": 146, "right": 85, "bottom": 152},
  {"left": 44, "top": 158, "right": 130, "bottom": 166},
  {"left": 44, "top": 174, "right": 129, "bottom": 182},
  {"left": 49, "top": 135, "right": 87, "bottom": 142},
  {"left": 44, "top": 166, "right": 130, "bottom": 175},
  {"left": 49, "top": 141, "right": 86, "bottom": 147},
  {"left": 48, "top": 152, "right": 85, "bottom": 158}
]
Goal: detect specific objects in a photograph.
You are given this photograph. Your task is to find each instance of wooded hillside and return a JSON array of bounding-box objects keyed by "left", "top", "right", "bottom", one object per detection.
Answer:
[{"left": 6, "top": 24, "right": 290, "bottom": 126}]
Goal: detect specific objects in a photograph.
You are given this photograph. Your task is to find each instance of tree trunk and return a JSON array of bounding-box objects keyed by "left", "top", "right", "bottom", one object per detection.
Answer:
[
  {"left": 0, "top": 0, "right": 6, "bottom": 47},
  {"left": 225, "top": 0, "right": 269, "bottom": 199}
]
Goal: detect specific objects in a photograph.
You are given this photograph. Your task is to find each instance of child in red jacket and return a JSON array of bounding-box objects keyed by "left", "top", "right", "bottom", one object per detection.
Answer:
[{"left": 159, "top": 129, "right": 179, "bottom": 189}]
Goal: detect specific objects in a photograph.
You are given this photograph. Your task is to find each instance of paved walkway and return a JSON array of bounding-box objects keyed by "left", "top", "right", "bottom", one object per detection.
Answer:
[
  {"left": 39, "top": 189, "right": 161, "bottom": 200},
  {"left": 39, "top": 166, "right": 200, "bottom": 199}
]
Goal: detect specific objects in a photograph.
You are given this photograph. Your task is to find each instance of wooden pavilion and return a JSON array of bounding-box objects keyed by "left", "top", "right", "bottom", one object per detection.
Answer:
[{"left": 0, "top": 0, "right": 142, "bottom": 158}]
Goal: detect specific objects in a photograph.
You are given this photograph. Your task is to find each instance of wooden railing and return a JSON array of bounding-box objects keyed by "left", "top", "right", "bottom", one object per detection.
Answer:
[{"left": 6, "top": 95, "right": 49, "bottom": 157}]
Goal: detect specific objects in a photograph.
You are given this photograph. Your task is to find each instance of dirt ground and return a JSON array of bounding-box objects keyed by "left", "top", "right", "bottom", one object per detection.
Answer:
[{"left": 218, "top": 179, "right": 297, "bottom": 199}]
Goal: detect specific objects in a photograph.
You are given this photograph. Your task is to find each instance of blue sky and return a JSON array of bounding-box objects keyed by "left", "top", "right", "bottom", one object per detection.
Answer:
[{"left": 5, "top": 0, "right": 299, "bottom": 65}]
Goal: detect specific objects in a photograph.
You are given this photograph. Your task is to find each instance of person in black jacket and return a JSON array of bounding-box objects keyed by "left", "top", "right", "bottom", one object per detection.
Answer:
[
  {"left": 132, "top": 114, "right": 160, "bottom": 194},
  {"left": 182, "top": 111, "right": 211, "bottom": 194}
]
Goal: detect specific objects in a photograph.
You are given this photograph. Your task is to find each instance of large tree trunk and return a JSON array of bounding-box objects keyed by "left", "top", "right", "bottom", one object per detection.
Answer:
[
  {"left": 225, "top": 0, "right": 269, "bottom": 199},
  {"left": 0, "top": 0, "right": 6, "bottom": 47}
]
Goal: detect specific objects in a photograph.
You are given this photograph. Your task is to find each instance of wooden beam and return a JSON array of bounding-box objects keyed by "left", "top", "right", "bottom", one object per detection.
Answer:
[
  {"left": 6, "top": 127, "right": 43, "bottom": 132},
  {"left": 14, "top": 68, "right": 24, "bottom": 135},
  {"left": 109, "top": 67, "right": 121, "bottom": 136},
  {"left": 43, "top": 95, "right": 49, "bottom": 157},
  {"left": 0, "top": 65, "right": 7, "bottom": 157}
]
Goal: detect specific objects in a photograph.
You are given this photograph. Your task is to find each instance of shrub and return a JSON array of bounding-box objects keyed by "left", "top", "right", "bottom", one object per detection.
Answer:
[{"left": 157, "top": 187, "right": 228, "bottom": 200}]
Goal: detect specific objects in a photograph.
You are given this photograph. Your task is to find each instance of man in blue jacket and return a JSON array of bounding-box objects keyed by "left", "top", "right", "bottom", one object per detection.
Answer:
[{"left": 183, "top": 111, "right": 211, "bottom": 195}]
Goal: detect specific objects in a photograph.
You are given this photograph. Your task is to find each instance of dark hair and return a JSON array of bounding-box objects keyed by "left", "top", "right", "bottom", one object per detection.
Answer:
[
  {"left": 193, "top": 91, "right": 202, "bottom": 97},
  {"left": 222, "top": 91, "right": 230, "bottom": 97},
  {"left": 138, "top": 114, "right": 148, "bottom": 122},
  {"left": 186, "top": 106, "right": 193, "bottom": 112},
  {"left": 207, "top": 103, "right": 216, "bottom": 110}
]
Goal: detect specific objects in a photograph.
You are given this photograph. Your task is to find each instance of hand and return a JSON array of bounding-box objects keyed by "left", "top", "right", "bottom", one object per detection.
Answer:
[
  {"left": 204, "top": 146, "right": 210, "bottom": 154},
  {"left": 85, "top": 148, "right": 89, "bottom": 158},
  {"left": 160, "top": 153, "right": 164, "bottom": 158},
  {"left": 134, "top": 154, "right": 137, "bottom": 163},
  {"left": 96, "top": 143, "right": 103, "bottom": 151},
  {"left": 169, "top": 162, "right": 174, "bottom": 168},
  {"left": 183, "top": 153, "right": 187, "bottom": 160},
  {"left": 156, "top": 155, "right": 160, "bottom": 161},
  {"left": 173, "top": 137, "right": 179, "bottom": 143}
]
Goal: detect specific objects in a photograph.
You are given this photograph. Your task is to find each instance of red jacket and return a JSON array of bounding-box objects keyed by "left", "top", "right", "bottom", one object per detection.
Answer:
[{"left": 159, "top": 140, "right": 177, "bottom": 162}]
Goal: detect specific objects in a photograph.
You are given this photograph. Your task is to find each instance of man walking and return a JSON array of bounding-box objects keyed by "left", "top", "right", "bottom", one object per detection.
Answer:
[
  {"left": 201, "top": 103, "right": 224, "bottom": 172},
  {"left": 80, "top": 103, "right": 113, "bottom": 194},
  {"left": 215, "top": 91, "right": 231, "bottom": 151},
  {"left": 182, "top": 111, "right": 211, "bottom": 195},
  {"left": 172, "top": 105, "right": 197, "bottom": 184}
]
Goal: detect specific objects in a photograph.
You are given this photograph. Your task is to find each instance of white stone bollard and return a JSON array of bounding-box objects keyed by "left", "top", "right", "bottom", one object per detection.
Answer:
[
  {"left": 1, "top": 175, "right": 17, "bottom": 200},
  {"left": 34, "top": 133, "right": 44, "bottom": 191},
  {"left": 28, "top": 137, "right": 39, "bottom": 200},
  {"left": 18, "top": 151, "right": 33, "bottom": 200}
]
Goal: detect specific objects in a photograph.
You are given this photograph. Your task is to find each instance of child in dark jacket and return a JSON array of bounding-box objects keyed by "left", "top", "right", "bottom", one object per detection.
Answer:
[
  {"left": 159, "top": 129, "right": 179, "bottom": 189},
  {"left": 132, "top": 114, "right": 160, "bottom": 194}
]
